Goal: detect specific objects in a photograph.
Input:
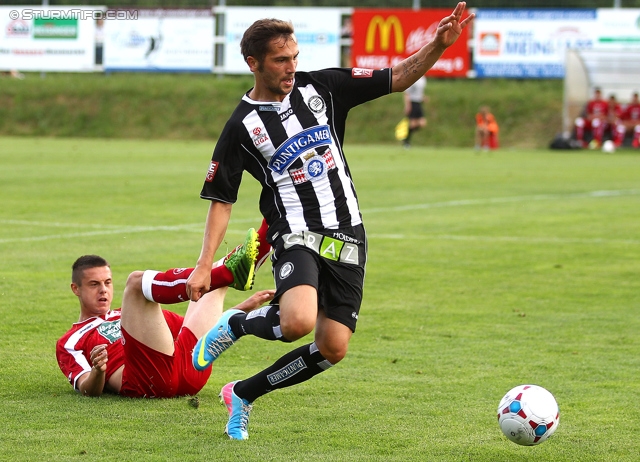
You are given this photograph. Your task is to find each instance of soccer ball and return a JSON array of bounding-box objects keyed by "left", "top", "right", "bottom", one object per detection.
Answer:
[
  {"left": 602, "top": 140, "right": 616, "bottom": 153},
  {"left": 497, "top": 384, "right": 559, "bottom": 446}
]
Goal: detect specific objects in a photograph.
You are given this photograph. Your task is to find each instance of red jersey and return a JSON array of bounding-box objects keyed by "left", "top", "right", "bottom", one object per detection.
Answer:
[
  {"left": 586, "top": 99, "right": 609, "bottom": 119},
  {"left": 623, "top": 103, "right": 640, "bottom": 122},
  {"left": 56, "top": 309, "right": 184, "bottom": 392}
]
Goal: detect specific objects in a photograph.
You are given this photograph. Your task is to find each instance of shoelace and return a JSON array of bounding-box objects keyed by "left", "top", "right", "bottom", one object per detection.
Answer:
[
  {"left": 238, "top": 402, "right": 253, "bottom": 431},
  {"left": 206, "top": 330, "right": 234, "bottom": 358}
]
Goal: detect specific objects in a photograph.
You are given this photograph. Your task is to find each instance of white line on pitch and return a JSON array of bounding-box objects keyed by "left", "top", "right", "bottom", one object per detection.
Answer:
[
  {"left": 361, "top": 189, "right": 640, "bottom": 214},
  {"left": 369, "top": 233, "right": 640, "bottom": 245},
  {"left": 1, "top": 189, "right": 637, "bottom": 244}
]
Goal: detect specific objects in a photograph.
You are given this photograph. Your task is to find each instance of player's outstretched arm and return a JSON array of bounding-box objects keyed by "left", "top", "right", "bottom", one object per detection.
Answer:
[
  {"left": 187, "top": 200, "right": 233, "bottom": 302},
  {"left": 391, "top": 2, "right": 474, "bottom": 92},
  {"left": 234, "top": 289, "right": 276, "bottom": 313}
]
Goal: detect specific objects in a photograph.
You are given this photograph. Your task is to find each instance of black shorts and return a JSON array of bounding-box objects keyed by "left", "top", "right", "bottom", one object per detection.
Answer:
[
  {"left": 271, "top": 225, "right": 367, "bottom": 332},
  {"left": 409, "top": 101, "right": 424, "bottom": 119}
]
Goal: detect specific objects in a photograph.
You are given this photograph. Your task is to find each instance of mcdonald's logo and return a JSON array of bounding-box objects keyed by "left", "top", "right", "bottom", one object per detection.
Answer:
[{"left": 365, "top": 15, "right": 404, "bottom": 53}]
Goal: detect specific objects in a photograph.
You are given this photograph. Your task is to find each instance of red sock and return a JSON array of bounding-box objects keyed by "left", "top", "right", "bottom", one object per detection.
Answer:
[
  {"left": 146, "top": 221, "right": 273, "bottom": 304},
  {"left": 255, "top": 218, "right": 272, "bottom": 268},
  {"left": 142, "top": 268, "right": 194, "bottom": 304},
  {"left": 143, "top": 266, "right": 236, "bottom": 304}
]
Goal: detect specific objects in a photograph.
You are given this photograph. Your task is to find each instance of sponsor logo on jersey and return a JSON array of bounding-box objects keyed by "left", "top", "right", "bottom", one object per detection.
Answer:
[
  {"left": 269, "top": 125, "right": 332, "bottom": 174},
  {"left": 97, "top": 320, "right": 122, "bottom": 343},
  {"left": 280, "top": 108, "right": 294, "bottom": 121},
  {"left": 205, "top": 161, "right": 219, "bottom": 182},
  {"left": 352, "top": 68, "right": 374, "bottom": 78},
  {"left": 282, "top": 230, "right": 360, "bottom": 265},
  {"left": 307, "top": 95, "right": 325, "bottom": 114},
  {"left": 259, "top": 105, "right": 278, "bottom": 112},
  {"left": 252, "top": 126, "right": 269, "bottom": 147}
]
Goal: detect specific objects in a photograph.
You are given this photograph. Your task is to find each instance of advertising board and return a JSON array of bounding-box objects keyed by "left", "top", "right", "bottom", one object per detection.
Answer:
[{"left": 350, "top": 9, "right": 471, "bottom": 78}]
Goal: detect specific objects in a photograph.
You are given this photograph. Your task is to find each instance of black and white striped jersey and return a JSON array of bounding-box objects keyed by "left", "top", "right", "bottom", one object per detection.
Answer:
[{"left": 200, "top": 67, "right": 392, "bottom": 242}]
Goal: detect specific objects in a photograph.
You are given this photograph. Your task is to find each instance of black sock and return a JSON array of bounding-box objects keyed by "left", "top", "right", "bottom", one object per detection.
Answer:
[
  {"left": 234, "top": 342, "right": 333, "bottom": 403},
  {"left": 228, "top": 304, "right": 290, "bottom": 342}
]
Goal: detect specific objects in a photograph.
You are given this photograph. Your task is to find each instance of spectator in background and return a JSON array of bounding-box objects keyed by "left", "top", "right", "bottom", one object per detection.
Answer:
[
  {"left": 621, "top": 91, "right": 640, "bottom": 148},
  {"left": 475, "top": 105, "right": 499, "bottom": 151},
  {"left": 95, "top": 18, "right": 104, "bottom": 67},
  {"left": 574, "top": 87, "right": 608, "bottom": 148},
  {"left": 401, "top": 76, "right": 428, "bottom": 148}
]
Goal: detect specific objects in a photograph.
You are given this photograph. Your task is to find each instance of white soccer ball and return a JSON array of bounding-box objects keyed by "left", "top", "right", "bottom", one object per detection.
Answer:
[
  {"left": 497, "top": 384, "right": 559, "bottom": 446},
  {"left": 602, "top": 140, "right": 616, "bottom": 153}
]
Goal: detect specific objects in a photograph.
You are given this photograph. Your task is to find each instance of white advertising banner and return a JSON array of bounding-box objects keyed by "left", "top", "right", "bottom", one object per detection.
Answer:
[
  {"left": 103, "top": 9, "right": 213, "bottom": 72},
  {"left": 474, "top": 9, "right": 597, "bottom": 78},
  {"left": 474, "top": 8, "right": 640, "bottom": 78},
  {"left": 223, "top": 7, "right": 342, "bottom": 74},
  {"left": 594, "top": 8, "right": 640, "bottom": 49},
  {"left": 0, "top": 6, "right": 99, "bottom": 72}
]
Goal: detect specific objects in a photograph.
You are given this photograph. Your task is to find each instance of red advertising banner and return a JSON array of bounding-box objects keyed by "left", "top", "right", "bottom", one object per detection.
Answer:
[{"left": 351, "top": 9, "right": 470, "bottom": 78}]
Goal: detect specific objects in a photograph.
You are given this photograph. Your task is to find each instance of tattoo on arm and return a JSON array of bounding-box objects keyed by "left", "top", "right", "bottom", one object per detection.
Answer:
[{"left": 401, "top": 56, "right": 424, "bottom": 78}]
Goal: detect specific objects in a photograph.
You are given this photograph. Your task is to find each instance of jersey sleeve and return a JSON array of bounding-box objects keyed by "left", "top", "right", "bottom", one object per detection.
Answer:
[
  {"left": 310, "top": 68, "right": 392, "bottom": 110},
  {"left": 200, "top": 115, "right": 247, "bottom": 203},
  {"left": 56, "top": 335, "right": 91, "bottom": 392}
]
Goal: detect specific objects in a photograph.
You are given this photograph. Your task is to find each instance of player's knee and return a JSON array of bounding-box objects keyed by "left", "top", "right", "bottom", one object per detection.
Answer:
[
  {"left": 316, "top": 340, "right": 348, "bottom": 364},
  {"left": 574, "top": 117, "right": 584, "bottom": 127},
  {"left": 280, "top": 315, "right": 315, "bottom": 341},
  {"left": 125, "top": 271, "right": 145, "bottom": 292}
]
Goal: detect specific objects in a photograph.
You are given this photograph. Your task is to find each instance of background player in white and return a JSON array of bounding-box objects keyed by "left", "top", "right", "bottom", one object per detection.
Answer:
[
  {"left": 402, "top": 75, "right": 428, "bottom": 148},
  {"left": 187, "top": 2, "right": 474, "bottom": 439}
]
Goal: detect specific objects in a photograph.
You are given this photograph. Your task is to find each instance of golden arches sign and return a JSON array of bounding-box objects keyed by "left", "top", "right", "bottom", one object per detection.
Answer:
[{"left": 365, "top": 15, "right": 404, "bottom": 53}]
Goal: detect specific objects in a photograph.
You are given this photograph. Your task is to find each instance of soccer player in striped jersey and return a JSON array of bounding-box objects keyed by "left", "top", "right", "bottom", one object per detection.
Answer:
[{"left": 187, "top": 2, "right": 474, "bottom": 440}]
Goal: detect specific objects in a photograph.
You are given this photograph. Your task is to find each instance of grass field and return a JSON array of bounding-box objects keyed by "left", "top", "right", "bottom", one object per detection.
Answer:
[{"left": 1, "top": 136, "right": 639, "bottom": 461}]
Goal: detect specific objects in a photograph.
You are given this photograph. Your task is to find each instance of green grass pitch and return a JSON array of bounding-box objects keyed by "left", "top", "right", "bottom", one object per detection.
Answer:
[{"left": 0, "top": 136, "right": 639, "bottom": 461}]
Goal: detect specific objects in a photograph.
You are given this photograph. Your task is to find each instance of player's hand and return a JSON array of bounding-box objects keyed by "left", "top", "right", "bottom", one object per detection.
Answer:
[
  {"left": 235, "top": 289, "right": 276, "bottom": 313},
  {"left": 90, "top": 344, "right": 108, "bottom": 373},
  {"left": 186, "top": 265, "right": 211, "bottom": 302},
  {"left": 434, "top": 2, "right": 475, "bottom": 49}
]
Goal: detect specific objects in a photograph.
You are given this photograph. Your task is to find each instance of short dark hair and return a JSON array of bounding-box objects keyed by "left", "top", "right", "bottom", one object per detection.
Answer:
[
  {"left": 72, "top": 255, "right": 109, "bottom": 286},
  {"left": 240, "top": 18, "right": 295, "bottom": 63}
]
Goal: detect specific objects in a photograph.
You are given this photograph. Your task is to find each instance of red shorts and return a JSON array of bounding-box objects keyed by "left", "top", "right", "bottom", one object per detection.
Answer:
[{"left": 119, "top": 318, "right": 212, "bottom": 398}]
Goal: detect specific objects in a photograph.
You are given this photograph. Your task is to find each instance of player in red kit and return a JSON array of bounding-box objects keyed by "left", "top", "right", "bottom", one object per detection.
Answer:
[
  {"left": 621, "top": 91, "right": 640, "bottom": 148},
  {"left": 56, "top": 223, "right": 273, "bottom": 398},
  {"left": 574, "top": 87, "right": 609, "bottom": 148}
]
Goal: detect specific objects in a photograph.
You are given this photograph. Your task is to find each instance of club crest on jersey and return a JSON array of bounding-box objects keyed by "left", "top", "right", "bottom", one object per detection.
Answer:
[
  {"left": 352, "top": 68, "right": 373, "bottom": 78},
  {"left": 205, "top": 161, "right": 219, "bottom": 182},
  {"left": 307, "top": 95, "right": 325, "bottom": 114},
  {"left": 269, "top": 125, "right": 332, "bottom": 174}
]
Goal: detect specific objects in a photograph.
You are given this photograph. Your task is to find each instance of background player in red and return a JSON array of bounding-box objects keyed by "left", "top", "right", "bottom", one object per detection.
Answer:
[
  {"left": 56, "top": 227, "right": 273, "bottom": 398},
  {"left": 574, "top": 87, "right": 609, "bottom": 148},
  {"left": 605, "top": 94, "right": 626, "bottom": 147},
  {"left": 621, "top": 91, "right": 640, "bottom": 148}
]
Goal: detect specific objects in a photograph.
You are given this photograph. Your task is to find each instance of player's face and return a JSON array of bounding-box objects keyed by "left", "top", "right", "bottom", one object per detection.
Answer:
[
  {"left": 254, "top": 37, "right": 299, "bottom": 101},
  {"left": 72, "top": 266, "right": 113, "bottom": 318}
]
